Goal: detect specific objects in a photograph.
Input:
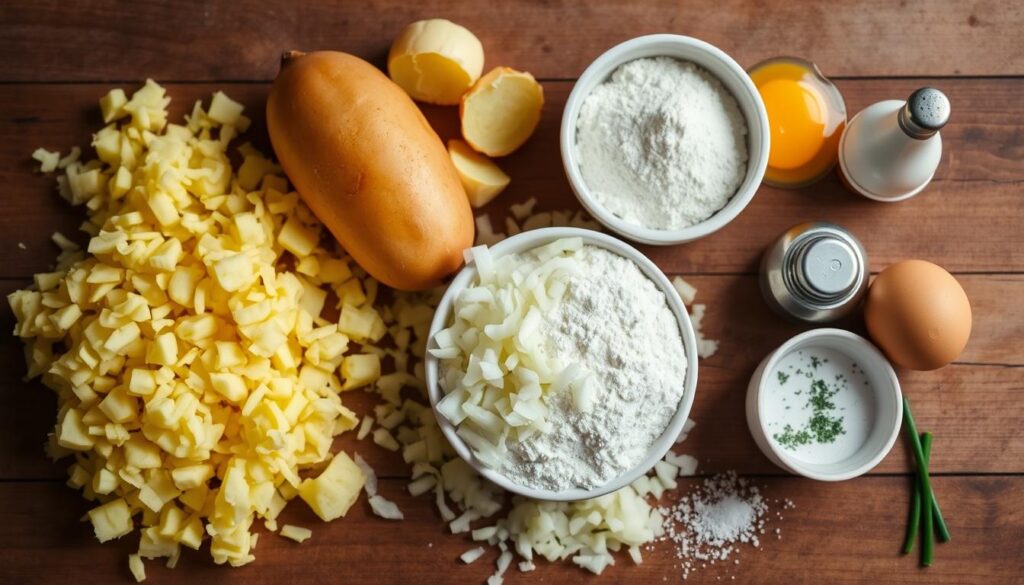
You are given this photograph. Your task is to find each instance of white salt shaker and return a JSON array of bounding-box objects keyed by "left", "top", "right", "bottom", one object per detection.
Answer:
[{"left": 838, "top": 87, "right": 950, "bottom": 202}]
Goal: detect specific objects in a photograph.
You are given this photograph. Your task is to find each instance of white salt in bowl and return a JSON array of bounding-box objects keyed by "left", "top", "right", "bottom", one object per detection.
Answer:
[
  {"left": 560, "top": 34, "right": 770, "bottom": 245},
  {"left": 745, "top": 329, "right": 903, "bottom": 481},
  {"left": 425, "top": 227, "right": 699, "bottom": 501}
]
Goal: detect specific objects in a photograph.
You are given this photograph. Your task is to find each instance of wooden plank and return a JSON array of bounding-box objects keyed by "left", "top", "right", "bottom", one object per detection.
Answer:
[
  {"left": 0, "top": 476, "right": 1021, "bottom": 584},
  {"left": 4, "top": 273, "right": 1021, "bottom": 480},
  {"left": 2, "top": 80, "right": 1023, "bottom": 278},
  {"left": 2, "top": 0, "right": 1024, "bottom": 81}
]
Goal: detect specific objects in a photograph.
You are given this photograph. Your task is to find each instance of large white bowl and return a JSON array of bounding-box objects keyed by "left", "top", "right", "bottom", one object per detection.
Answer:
[
  {"left": 560, "top": 34, "right": 770, "bottom": 245},
  {"left": 745, "top": 328, "right": 903, "bottom": 481},
  {"left": 425, "top": 228, "right": 699, "bottom": 501}
]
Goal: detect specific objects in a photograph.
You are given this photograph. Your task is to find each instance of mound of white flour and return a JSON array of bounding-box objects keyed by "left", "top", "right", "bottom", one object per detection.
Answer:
[
  {"left": 575, "top": 57, "right": 748, "bottom": 230},
  {"left": 500, "top": 246, "right": 687, "bottom": 491}
]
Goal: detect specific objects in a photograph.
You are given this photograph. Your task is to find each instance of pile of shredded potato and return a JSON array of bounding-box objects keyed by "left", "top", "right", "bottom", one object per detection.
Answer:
[{"left": 12, "top": 81, "right": 387, "bottom": 574}]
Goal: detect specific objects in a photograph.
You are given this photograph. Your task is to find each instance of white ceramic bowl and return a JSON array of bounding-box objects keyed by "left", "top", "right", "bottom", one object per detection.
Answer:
[
  {"left": 745, "top": 328, "right": 903, "bottom": 481},
  {"left": 560, "top": 34, "right": 770, "bottom": 245},
  {"left": 425, "top": 227, "right": 699, "bottom": 501}
]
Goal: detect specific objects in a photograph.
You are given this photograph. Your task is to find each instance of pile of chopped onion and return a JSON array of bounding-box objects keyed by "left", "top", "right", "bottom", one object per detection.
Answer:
[{"left": 429, "top": 238, "right": 593, "bottom": 468}]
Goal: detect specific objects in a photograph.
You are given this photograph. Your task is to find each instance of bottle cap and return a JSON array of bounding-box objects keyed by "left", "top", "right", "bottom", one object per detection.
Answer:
[{"left": 898, "top": 87, "right": 950, "bottom": 139}]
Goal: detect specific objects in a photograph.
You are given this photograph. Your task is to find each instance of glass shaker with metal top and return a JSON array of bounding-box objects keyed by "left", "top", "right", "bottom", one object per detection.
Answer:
[
  {"left": 838, "top": 87, "right": 950, "bottom": 202},
  {"left": 760, "top": 222, "right": 869, "bottom": 323}
]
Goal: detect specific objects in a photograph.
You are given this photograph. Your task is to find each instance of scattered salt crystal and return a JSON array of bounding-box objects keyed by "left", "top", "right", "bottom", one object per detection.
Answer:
[{"left": 660, "top": 471, "right": 773, "bottom": 580}]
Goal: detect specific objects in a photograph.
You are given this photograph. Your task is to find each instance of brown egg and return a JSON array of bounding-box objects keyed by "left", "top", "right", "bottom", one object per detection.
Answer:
[{"left": 865, "top": 260, "right": 972, "bottom": 370}]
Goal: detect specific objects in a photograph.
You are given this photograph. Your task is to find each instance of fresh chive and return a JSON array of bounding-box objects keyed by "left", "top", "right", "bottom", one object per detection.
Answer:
[
  {"left": 920, "top": 432, "right": 934, "bottom": 566},
  {"left": 902, "top": 466, "right": 922, "bottom": 553},
  {"left": 930, "top": 462, "right": 951, "bottom": 543},
  {"left": 903, "top": 399, "right": 935, "bottom": 566},
  {"left": 902, "top": 431, "right": 933, "bottom": 554}
]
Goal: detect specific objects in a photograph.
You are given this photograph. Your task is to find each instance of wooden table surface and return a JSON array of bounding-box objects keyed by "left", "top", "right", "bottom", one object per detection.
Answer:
[{"left": 2, "top": 1, "right": 1023, "bottom": 584}]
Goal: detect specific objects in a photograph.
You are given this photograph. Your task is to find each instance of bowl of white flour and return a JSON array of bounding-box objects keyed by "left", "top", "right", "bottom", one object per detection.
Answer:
[
  {"left": 560, "top": 35, "right": 770, "bottom": 245},
  {"left": 425, "top": 227, "right": 699, "bottom": 501}
]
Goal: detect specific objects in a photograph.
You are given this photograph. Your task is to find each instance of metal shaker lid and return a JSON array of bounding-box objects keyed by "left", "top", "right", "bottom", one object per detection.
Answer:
[
  {"left": 898, "top": 87, "right": 950, "bottom": 139},
  {"left": 796, "top": 236, "right": 860, "bottom": 299}
]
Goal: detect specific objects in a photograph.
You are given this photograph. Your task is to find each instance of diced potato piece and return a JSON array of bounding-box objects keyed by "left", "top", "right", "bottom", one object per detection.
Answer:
[
  {"left": 207, "top": 92, "right": 245, "bottom": 127},
  {"left": 277, "top": 217, "right": 319, "bottom": 258},
  {"left": 127, "top": 369, "right": 157, "bottom": 396},
  {"left": 212, "top": 252, "right": 257, "bottom": 293},
  {"left": 209, "top": 372, "right": 248, "bottom": 404},
  {"left": 98, "top": 387, "right": 138, "bottom": 423},
  {"left": 57, "top": 408, "right": 94, "bottom": 451},
  {"left": 318, "top": 258, "right": 351, "bottom": 284},
  {"left": 298, "top": 452, "right": 365, "bottom": 521},
  {"left": 93, "top": 468, "right": 119, "bottom": 495},
  {"left": 341, "top": 354, "right": 381, "bottom": 391},
  {"left": 93, "top": 125, "right": 121, "bottom": 165},
  {"left": 146, "top": 332, "right": 178, "bottom": 366},
  {"left": 124, "top": 435, "right": 162, "bottom": 469},
  {"left": 110, "top": 166, "right": 133, "bottom": 198},
  {"left": 171, "top": 464, "right": 213, "bottom": 491},
  {"left": 334, "top": 279, "right": 365, "bottom": 308},
  {"left": 139, "top": 471, "right": 181, "bottom": 513},
  {"left": 99, "top": 88, "right": 129, "bottom": 123},
  {"left": 177, "top": 515, "right": 204, "bottom": 550},
  {"left": 388, "top": 18, "right": 484, "bottom": 105},
  {"left": 448, "top": 139, "right": 510, "bottom": 208},
  {"left": 279, "top": 524, "right": 312, "bottom": 543},
  {"left": 338, "top": 304, "right": 384, "bottom": 342},
  {"left": 147, "top": 191, "right": 180, "bottom": 226},
  {"left": 32, "top": 148, "right": 60, "bottom": 173},
  {"left": 460, "top": 67, "right": 544, "bottom": 156},
  {"left": 128, "top": 554, "right": 146, "bottom": 582},
  {"left": 87, "top": 498, "right": 133, "bottom": 543}
]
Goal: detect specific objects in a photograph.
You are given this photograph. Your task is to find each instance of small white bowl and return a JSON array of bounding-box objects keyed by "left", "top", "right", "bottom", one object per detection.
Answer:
[
  {"left": 745, "top": 328, "right": 903, "bottom": 481},
  {"left": 560, "top": 34, "right": 770, "bottom": 246},
  {"left": 425, "top": 227, "right": 699, "bottom": 501}
]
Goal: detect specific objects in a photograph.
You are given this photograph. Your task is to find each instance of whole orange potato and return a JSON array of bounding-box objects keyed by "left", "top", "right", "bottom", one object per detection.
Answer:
[{"left": 267, "top": 51, "right": 473, "bottom": 291}]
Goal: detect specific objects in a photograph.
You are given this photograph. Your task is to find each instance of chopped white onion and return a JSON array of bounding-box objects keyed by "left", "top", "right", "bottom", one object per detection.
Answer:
[
  {"left": 460, "top": 546, "right": 486, "bottom": 564},
  {"left": 671, "top": 275, "right": 698, "bottom": 305},
  {"left": 353, "top": 453, "right": 377, "bottom": 497},
  {"left": 664, "top": 451, "right": 699, "bottom": 476},
  {"left": 472, "top": 526, "right": 498, "bottom": 541},
  {"left": 654, "top": 460, "right": 679, "bottom": 490},
  {"left": 368, "top": 495, "right": 404, "bottom": 520},
  {"left": 407, "top": 474, "right": 437, "bottom": 497}
]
